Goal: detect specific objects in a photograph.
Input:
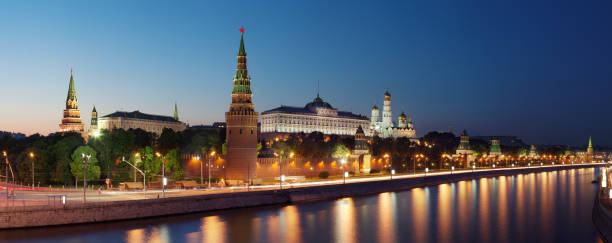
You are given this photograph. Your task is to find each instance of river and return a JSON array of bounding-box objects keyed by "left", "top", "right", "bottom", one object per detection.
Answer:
[{"left": 0, "top": 167, "right": 603, "bottom": 243}]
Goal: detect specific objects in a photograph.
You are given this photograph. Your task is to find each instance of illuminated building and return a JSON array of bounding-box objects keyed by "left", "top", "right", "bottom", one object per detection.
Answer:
[
  {"left": 260, "top": 94, "right": 370, "bottom": 138},
  {"left": 370, "top": 90, "right": 416, "bottom": 139},
  {"left": 454, "top": 129, "right": 474, "bottom": 163},
  {"left": 59, "top": 70, "right": 85, "bottom": 133},
  {"left": 224, "top": 29, "right": 259, "bottom": 182},
  {"left": 90, "top": 107, "right": 186, "bottom": 136},
  {"left": 489, "top": 137, "right": 502, "bottom": 157}
]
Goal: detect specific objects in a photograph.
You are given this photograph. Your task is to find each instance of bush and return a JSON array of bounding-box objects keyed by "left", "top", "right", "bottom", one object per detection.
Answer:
[
  {"left": 318, "top": 171, "right": 329, "bottom": 179},
  {"left": 370, "top": 169, "right": 380, "bottom": 174}
]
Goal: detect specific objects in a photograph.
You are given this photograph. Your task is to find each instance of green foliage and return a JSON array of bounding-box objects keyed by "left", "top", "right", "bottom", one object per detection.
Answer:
[
  {"left": 318, "top": 171, "right": 329, "bottom": 179},
  {"left": 137, "top": 146, "right": 162, "bottom": 182},
  {"left": 70, "top": 146, "right": 101, "bottom": 182},
  {"left": 331, "top": 144, "right": 350, "bottom": 159},
  {"left": 50, "top": 134, "right": 85, "bottom": 184},
  {"left": 164, "top": 149, "right": 184, "bottom": 180},
  {"left": 157, "top": 128, "right": 180, "bottom": 153}
]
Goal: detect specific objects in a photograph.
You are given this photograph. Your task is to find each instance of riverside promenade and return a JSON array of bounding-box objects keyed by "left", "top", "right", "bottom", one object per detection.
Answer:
[{"left": 0, "top": 163, "right": 604, "bottom": 229}]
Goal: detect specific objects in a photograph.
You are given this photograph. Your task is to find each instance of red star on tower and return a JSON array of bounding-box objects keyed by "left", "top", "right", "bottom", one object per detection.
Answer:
[{"left": 240, "top": 27, "right": 244, "bottom": 34}]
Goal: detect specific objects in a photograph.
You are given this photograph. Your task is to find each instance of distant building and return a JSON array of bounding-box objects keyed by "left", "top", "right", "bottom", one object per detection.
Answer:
[
  {"left": 261, "top": 94, "right": 370, "bottom": 139},
  {"left": 370, "top": 90, "right": 416, "bottom": 139},
  {"left": 351, "top": 125, "right": 372, "bottom": 174},
  {"left": 471, "top": 136, "right": 527, "bottom": 147},
  {"left": 489, "top": 137, "right": 502, "bottom": 157},
  {"left": 224, "top": 30, "right": 259, "bottom": 182},
  {"left": 59, "top": 70, "right": 84, "bottom": 133},
  {"left": 90, "top": 107, "right": 186, "bottom": 136},
  {"left": 528, "top": 145, "right": 537, "bottom": 158},
  {"left": 454, "top": 129, "right": 474, "bottom": 163}
]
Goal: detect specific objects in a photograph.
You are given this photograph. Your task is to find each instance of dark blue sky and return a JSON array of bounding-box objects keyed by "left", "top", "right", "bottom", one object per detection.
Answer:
[{"left": 1, "top": 0, "right": 611, "bottom": 146}]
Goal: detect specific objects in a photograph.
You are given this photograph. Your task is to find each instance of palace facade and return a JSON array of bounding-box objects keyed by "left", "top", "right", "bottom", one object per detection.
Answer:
[
  {"left": 89, "top": 104, "right": 186, "bottom": 136},
  {"left": 370, "top": 90, "right": 416, "bottom": 139},
  {"left": 59, "top": 70, "right": 84, "bottom": 133},
  {"left": 260, "top": 94, "right": 371, "bottom": 139}
]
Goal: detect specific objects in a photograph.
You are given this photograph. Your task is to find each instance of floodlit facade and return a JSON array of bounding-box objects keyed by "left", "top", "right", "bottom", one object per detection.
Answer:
[
  {"left": 370, "top": 90, "right": 416, "bottom": 139},
  {"left": 261, "top": 94, "right": 371, "bottom": 137}
]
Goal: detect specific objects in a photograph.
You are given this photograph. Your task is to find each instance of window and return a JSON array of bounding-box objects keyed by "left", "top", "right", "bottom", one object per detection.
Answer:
[
  {"left": 251, "top": 129, "right": 253, "bottom": 134},
  {"left": 240, "top": 129, "right": 243, "bottom": 134}
]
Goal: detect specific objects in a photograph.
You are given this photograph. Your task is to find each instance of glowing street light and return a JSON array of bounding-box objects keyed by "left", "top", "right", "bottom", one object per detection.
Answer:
[
  {"left": 341, "top": 158, "right": 347, "bottom": 184},
  {"left": 29, "top": 152, "right": 35, "bottom": 188},
  {"left": 155, "top": 152, "right": 166, "bottom": 198}
]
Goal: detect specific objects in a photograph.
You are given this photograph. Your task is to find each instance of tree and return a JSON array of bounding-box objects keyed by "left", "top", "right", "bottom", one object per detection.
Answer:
[
  {"left": 50, "top": 135, "right": 85, "bottom": 184},
  {"left": 70, "top": 146, "right": 101, "bottom": 182},
  {"left": 137, "top": 146, "right": 162, "bottom": 182},
  {"left": 332, "top": 144, "right": 350, "bottom": 159},
  {"left": 157, "top": 128, "right": 181, "bottom": 153},
  {"left": 164, "top": 149, "right": 184, "bottom": 180}
]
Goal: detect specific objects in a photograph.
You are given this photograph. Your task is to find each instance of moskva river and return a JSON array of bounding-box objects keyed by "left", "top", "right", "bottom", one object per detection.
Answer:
[{"left": 1, "top": 167, "right": 603, "bottom": 243}]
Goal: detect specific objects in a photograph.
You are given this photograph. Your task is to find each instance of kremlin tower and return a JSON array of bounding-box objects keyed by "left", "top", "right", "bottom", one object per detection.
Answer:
[
  {"left": 224, "top": 28, "right": 259, "bottom": 183},
  {"left": 59, "top": 70, "right": 84, "bottom": 133}
]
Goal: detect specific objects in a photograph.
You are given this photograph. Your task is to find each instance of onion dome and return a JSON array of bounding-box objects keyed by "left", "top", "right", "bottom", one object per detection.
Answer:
[
  {"left": 398, "top": 111, "right": 407, "bottom": 120},
  {"left": 371, "top": 104, "right": 379, "bottom": 111},
  {"left": 384, "top": 89, "right": 391, "bottom": 100}
]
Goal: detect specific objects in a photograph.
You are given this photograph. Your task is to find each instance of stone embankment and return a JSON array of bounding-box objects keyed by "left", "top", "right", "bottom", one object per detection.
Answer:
[{"left": 0, "top": 163, "right": 602, "bottom": 229}]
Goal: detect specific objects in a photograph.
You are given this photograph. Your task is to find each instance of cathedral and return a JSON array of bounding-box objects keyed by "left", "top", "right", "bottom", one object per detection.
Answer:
[{"left": 369, "top": 90, "right": 416, "bottom": 139}]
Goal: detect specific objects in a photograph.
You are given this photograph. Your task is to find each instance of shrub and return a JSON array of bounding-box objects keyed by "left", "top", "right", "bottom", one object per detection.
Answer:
[
  {"left": 370, "top": 169, "right": 380, "bottom": 174},
  {"left": 318, "top": 171, "right": 330, "bottom": 179}
]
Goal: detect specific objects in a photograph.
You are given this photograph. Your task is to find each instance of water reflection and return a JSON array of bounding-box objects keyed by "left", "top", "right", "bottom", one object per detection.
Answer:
[
  {"left": 411, "top": 187, "right": 428, "bottom": 243},
  {"left": 334, "top": 198, "right": 357, "bottom": 243},
  {"left": 0, "top": 168, "right": 603, "bottom": 243},
  {"left": 377, "top": 192, "right": 397, "bottom": 243}
]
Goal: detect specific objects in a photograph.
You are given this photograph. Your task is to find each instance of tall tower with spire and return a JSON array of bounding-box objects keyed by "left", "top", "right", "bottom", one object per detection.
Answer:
[
  {"left": 90, "top": 106, "right": 98, "bottom": 129},
  {"left": 382, "top": 89, "right": 392, "bottom": 128},
  {"left": 59, "top": 70, "right": 84, "bottom": 133},
  {"left": 225, "top": 28, "right": 259, "bottom": 182},
  {"left": 174, "top": 102, "right": 179, "bottom": 121},
  {"left": 587, "top": 136, "right": 594, "bottom": 162}
]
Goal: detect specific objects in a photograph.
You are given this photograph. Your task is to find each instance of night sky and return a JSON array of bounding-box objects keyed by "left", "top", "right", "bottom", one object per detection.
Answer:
[{"left": 1, "top": 0, "right": 611, "bottom": 146}]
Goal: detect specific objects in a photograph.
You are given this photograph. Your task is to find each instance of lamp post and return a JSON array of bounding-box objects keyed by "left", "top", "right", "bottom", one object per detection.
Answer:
[
  {"left": 29, "top": 152, "right": 35, "bottom": 188},
  {"left": 123, "top": 156, "right": 146, "bottom": 199},
  {"left": 81, "top": 153, "right": 91, "bottom": 203},
  {"left": 2, "top": 151, "right": 8, "bottom": 202},
  {"left": 193, "top": 155, "right": 202, "bottom": 186},
  {"left": 341, "top": 158, "right": 347, "bottom": 184},
  {"left": 155, "top": 152, "right": 166, "bottom": 198},
  {"left": 208, "top": 151, "right": 216, "bottom": 189}
]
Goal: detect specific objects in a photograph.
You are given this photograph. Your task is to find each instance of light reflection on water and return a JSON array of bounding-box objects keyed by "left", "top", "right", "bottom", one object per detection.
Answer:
[{"left": 0, "top": 168, "right": 604, "bottom": 243}]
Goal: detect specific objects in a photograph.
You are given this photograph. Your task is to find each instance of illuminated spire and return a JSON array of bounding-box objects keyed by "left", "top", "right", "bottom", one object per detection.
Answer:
[{"left": 588, "top": 136, "right": 592, "bottom": 148}]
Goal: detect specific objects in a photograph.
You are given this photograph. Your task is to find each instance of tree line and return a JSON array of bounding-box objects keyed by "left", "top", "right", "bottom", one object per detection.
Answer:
[{"left": 0, "top": 128, "right": 224, "bottom": 186}]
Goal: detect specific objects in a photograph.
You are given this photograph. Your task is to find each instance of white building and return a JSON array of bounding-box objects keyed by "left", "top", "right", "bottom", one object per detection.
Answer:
[
  {"left": 89, "top": 105, "right": 186, "bottom": 136},
  {"left": 260, "top": 94, "right": 371, "bottom": 137},
  {"left": 370, "top": 90, "right": 416, "bottom": 139}
]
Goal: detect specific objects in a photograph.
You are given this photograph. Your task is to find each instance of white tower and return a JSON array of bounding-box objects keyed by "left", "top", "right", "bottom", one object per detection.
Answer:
[
  {"left": 371, "top": 104, "right": 380, "bottom": 127},
  {"left": 398, "top": 111, "right": 407, "bottom": 128},
  {"left": 382, "top": 90, "right": 392, "bottom": 128}
]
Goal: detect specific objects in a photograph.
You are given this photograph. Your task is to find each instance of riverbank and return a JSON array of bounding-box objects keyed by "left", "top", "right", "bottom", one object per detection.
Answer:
[{"left": 0, "top": 163, "right": 603, "bottom": 229}]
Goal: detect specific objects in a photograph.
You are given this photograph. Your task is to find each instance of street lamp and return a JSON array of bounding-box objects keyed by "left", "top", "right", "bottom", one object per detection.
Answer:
[
  {"left": 123, "top": 155, "right": 147, "bottom": 199},
  {"left": 155, "top": 152, "right": 166, "bottom": 198},
  {"left": 29, "top": 152, "right": 35, "bottom": 188},
  {"left": 2, "top": 151, "right": 8, "bottom": 202},
  {"left": 193, "top": 155, "right": 202, "bottom": 186},
  {"left": 81, "top": 153, "right": 92, "bottom": 203},
  {"left": 425, "top": 167, "right": 429, "bottom": 176},
  {"left": 208, "top": 151, "right": 216, "bottom": 189},
  {"left": 341, "top": 158, "right": 347, "bottom": 184}
]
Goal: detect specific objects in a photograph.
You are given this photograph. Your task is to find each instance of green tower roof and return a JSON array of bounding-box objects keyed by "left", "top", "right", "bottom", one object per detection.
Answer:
[
  {"left": 588, "top": 136, "right": 592, "bottom": 148},
  {"left": 67, "top": 73, "right": 77, "bottom": 101},
  {"left": 238, "top": 33, "right": 246, "bottom": 56},
  {"left": 174, "top": 102, "right": 179, "bottom": 121},
  {"left": 92, "top": 105, "right": 97, "bottom": 113}
]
